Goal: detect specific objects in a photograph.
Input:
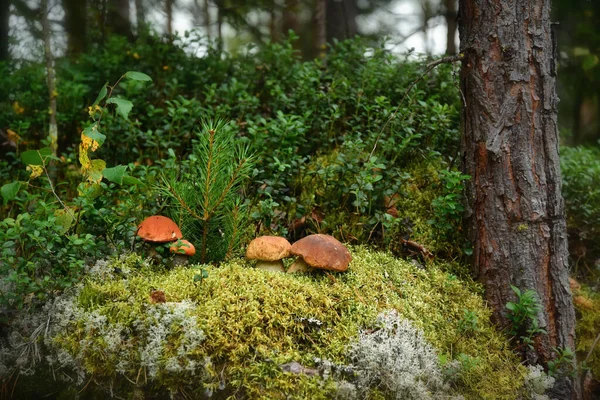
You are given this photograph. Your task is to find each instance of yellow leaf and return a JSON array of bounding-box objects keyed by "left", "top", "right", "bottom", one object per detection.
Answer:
[{"left": 26, "top": 164, "right": 43, "bottom": 179}]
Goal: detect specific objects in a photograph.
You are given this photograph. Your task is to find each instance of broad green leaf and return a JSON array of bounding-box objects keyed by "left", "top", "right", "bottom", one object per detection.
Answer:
[
  {"left": 122, "top": 175, "right": 143, "bottom": 186},
  {"left": 54, "top": 208, "right": 75, "bottom": 235},
  {"left": 89, "top": 159, "right": 107, "bottom": 183},
  {"left": 82, "top": 125, "right": 106, "bottom": 146},
  {"left": 1, "top": 181, "right": 21, "bottom": 204},
  {"left": 106, "top": 98, "right": 133, "bottom": 120},
  {"left": 21, "top": 148, "right": 52, "bottom": 166},
  {"left": 93, "top": 82, "right": 109, "bottom": 106},
  {"left": 103, "top": 165, "right": 128, "bottom": 184},
  {"left": 124, "top": 71, "right": 152, "bottom": 82}
]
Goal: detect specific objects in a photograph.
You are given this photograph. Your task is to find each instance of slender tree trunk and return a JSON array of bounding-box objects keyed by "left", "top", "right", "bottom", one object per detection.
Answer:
[
  {"left": 459, "top": 1, "right": 579, "bottom": 398},
  {"left": 444, "top": 0, "right": 457, "bottom": 55},
  {"left": 106, "top": 0, "right": 132, "bottom": 39},
  {"left": 135, "top": 0, "right": 146, "bottom": 34},
  {"left": 314, "top": 0, "right": 326, "bottom": 58},
  {"left": 63, "top": 0, "right": 87, "bottom": 56},
  {"left": 269, "top": 1, "right": 279, "bottom": 42},
  {"left": 166, "top": 0, "right": 173, "bottom": 37},
  {"left": 203, "top": 0, "right": 211, "bottom": 39},
  {"left": 216, "top": 3, "right": 222, "bottom": 51},
  {"left": 41, "top": 0, "right": 57, "bottom": 158},
  {"left": 282, "top": 0, "right": 300, "bottom": 38},
  {"left": 0, "top": 0, "right": 9, "bottom": 62}
]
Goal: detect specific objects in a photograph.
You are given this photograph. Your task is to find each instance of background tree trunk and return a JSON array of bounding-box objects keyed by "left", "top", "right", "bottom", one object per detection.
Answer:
[
  {"left": 106, "top": 0, "right": 132, "bottom": 39},
  {"left": 41, "top": 0, "right": 57, "bottom": 160},
  {"left": 443, "top": 0, "right": 457, "bottom": 55},
  {"left": 135, "top": 0, "right": 146, "bottom": 34},
  {"left": 325, "top": 0, "right": 357, "bottom": 43},
  {"left": 314, "top": 0, "right": 326, "bottom": 58},
  {"left": 0, "top": 0, "right": 9, "bottom": 62},
  {"left": 63, "top": 0, "right": 87, "bottom": 56},
  {"left": 459, "top": 1, "right": 579, "bottom": 398},
  {"left": 166, "top": 0, "right": 173, "bottom": 37}
]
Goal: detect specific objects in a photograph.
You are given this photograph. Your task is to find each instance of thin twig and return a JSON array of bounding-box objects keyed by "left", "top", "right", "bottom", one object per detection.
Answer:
[
  {"left": 41, "top": 154, "right": 75, "bottom": 221},
  {"left": 584, "top": 331, "right": 600, "bottom": 366},
  {"left": 368, "top": 53, "right": 464, "bottom": 159}
]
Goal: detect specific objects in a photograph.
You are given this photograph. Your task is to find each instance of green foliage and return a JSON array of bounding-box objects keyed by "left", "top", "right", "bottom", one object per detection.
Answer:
[
  {"left": 548, "top": 346, "right": 576, "bottom": 377},
  {"left": 158, "top": 119, "right": 254, "bottom": 263},
  {"left": 505, "top": 285, "right": 546, "bottom": 350}
]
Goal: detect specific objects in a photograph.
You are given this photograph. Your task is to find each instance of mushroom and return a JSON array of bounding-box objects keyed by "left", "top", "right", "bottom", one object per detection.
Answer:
[
  {"left": 169, "top": 239, "right": 196, "bottom": 266},
  {"left": 288, "top": 234, "right": 352, "bottom": 273},
  {"left": 246, "top": 236, "right": 292, "bottom": 272},
  {"left": 137, "top": 216, "right": 183, "bottom": 257}
]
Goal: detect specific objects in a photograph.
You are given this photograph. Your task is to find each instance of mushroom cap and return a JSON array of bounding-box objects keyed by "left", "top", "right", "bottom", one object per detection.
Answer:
[
  {"left": 138, "top": 216, "right": 183, "bottom": 243},
  {"left": 170, "top": 239, "right": 196, "bottom": 256},
  {"left": 290, "top": 234, "right": 352, "bottom": 272},
  {"left": 246, "top": 236, "right": 292, "bottom": 261}
]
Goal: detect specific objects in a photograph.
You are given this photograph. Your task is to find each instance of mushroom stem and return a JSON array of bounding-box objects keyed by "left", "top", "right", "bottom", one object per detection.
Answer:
[
  {"left": 255, "top": 260, "right": 285, "bottom": 273},
  {"left": 287, "top": 258, "right": 311, "bottom": 273}
]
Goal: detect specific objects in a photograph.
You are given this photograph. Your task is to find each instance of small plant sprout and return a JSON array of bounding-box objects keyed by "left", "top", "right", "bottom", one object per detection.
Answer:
[{"left": 505, "top": 285, "right": 547, "bottom": 349}]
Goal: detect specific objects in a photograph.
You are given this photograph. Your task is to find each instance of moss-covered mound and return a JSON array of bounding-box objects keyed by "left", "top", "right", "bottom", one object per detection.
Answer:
[{"left": 6, "top": 247, "right": 526, "bottom": 399}]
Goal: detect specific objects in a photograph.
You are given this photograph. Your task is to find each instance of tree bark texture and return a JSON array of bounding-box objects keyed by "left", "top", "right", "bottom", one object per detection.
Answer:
[
  {"left": 63, "top": 0, "right": 87, "bottom": 56},
  {"left": 459, "top": 1, "right": 579, "bottom": 397}
]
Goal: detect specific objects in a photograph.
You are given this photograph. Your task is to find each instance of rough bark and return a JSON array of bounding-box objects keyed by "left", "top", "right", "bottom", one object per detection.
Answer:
[
  {"left": 443, "top": 0, "right": 457, "bottom": 55},
  {"left": 106, "top": 0, "right": 132, "bottom": 39},
  {"left": 63, "top": 0, "right": 87, "bottom": 56},
  {"left": 325, "top": 0, "right": 357, "bottom": 43},
  {"left": 0, "top": 0, "right": 9, "bottom": 62},
  {"left": 459, "top": 1, "right": 579, "bottom": 398}
]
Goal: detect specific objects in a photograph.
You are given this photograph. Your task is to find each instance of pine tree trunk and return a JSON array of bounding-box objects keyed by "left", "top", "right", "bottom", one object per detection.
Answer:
[
  {"left": 314, "top": 0, "right": 326, "bottom": 58},
  {"left": 459, "top": 1, "right": 580, "bottom": 398}
]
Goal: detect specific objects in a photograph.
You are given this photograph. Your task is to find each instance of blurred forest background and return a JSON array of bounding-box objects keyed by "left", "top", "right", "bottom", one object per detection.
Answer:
[{"left": 2, "top": 0, "right": 600, "bottom": 145}]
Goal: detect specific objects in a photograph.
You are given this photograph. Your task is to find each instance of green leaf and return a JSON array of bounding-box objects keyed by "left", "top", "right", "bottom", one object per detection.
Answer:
[
  {"left": 54, "top": 208, "right": 74, "bottom": 235},
  {"left": 89, "top": 159, "right": 107, "bottom": 183},
  {"left": 124, "top": 71, "right": 152, "bottom": 82},
  {"left": 21, "top": 148, "right": 52, "bottom": 166},
  {"left": 122, "top": 175, "right": 143, "bottom": 186},
  {"left": 82, "top": 125, "right": 106, "bottom": 146},
  {"left": 106, "top": 97, "right": 133, "bottom": 120},
  {"left": 1, "top": 181, "right": 21, "bottom": 204},
  {"left": 93, "top": 82, "right": 109, "bottom": 106},
  {"left": 103, "top": 165, "right": 128, "bottom": 184}
]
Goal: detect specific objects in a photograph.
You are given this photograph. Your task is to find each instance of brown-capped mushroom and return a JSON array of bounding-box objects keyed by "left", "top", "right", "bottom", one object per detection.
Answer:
[
  {"left": 246, "top": 236, "right": 292, "bottom": 272},
  {"left": 288, "top": 234, "right": 351, "bottom": 273}
]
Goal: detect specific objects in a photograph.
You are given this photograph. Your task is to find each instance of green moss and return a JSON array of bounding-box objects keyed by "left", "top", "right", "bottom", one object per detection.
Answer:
[
  {"left": 574, "top": 285, "right": 600, "bottom": 380},
  {"left": 47, "top": 248, "right": 525, "bottom": 399}
]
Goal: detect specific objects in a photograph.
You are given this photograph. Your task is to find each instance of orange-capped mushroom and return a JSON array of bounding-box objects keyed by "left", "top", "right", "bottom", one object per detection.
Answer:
[{"left": 170, "top": 239, "right": 195, "bottom": 266}]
